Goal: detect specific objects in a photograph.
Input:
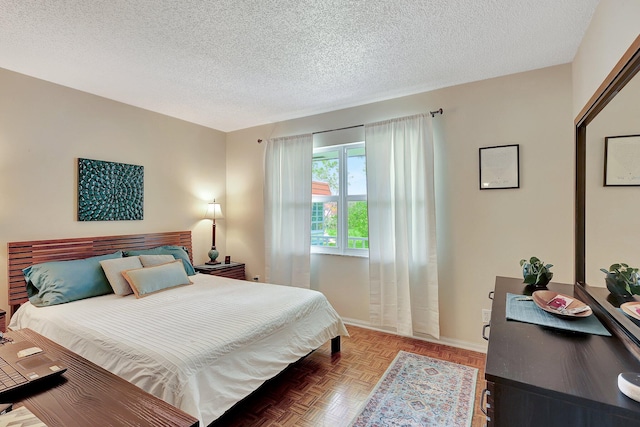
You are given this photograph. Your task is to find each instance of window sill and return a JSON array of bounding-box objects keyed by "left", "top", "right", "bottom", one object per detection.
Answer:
[{"left": 311, "top": 250, "right": 369, "bottom": 259}]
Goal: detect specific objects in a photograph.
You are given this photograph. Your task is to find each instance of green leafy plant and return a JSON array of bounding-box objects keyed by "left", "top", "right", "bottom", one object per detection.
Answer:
[
  {"left": 600, "top": 263, "right": 640, "bottom": 296},
  {"left": 520, "top": 257, "right": 554, "bottom": 286}
]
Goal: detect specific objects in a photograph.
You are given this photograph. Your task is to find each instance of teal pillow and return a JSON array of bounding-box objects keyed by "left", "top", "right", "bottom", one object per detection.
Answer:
[
  {"left": 123, "top": 246, "right": 195, "bottom": 275},
  {"left": 25, "top": 251, "right": 122, "bottom": 307},
  {"left": 122, "top": 260, "right": 192, "bottom": 298}
]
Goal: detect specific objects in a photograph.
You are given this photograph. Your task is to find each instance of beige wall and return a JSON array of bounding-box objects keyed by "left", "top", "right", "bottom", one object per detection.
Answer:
[
  {"left": 227, "top": 64, "right": 574, "bottom": 350},
  {"left": 572, "top": 0, "right": 640, "bottom": 117},
  {"left": 0, "top": 68, "right": 227, "bottom": 312}
]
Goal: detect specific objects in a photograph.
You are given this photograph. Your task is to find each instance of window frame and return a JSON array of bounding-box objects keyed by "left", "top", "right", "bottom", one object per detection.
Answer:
[{"left": 311, "top": 142, "right": 368, "bottom": 257}]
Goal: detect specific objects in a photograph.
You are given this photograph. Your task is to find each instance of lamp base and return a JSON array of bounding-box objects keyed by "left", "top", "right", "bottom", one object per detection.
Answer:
[{"left": 207, "top": 247, "right": 220, "bottom": 265}]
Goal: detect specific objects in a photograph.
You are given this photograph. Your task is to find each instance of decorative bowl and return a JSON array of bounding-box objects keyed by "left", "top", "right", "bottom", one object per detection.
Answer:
[
  {"left": 532, "top": 290, "right": 592, "bottom": 319},
  {"left": 621, "top": 302, "right": 640, "bottom": 321}
]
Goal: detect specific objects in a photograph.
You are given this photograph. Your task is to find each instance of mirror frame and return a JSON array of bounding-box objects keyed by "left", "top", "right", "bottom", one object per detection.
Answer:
[{"left": 575, "top": 35, "right": 640, "bottom": 284}]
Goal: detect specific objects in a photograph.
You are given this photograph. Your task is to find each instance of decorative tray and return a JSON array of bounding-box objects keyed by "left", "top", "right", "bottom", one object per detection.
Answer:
[
  {"left": 532, "top": 290, "right": 592, "bottom": 319},
  {"left": 621, "top": 302, "right": 640, "bottom": 321}
]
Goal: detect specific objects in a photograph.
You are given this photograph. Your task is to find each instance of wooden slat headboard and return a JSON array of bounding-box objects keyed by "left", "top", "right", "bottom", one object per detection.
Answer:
[{"left": 7, "top": 231, "right": 192, "bottom": 315}]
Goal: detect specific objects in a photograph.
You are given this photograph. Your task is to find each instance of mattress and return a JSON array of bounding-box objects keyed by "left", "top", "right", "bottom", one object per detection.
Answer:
[{"left": 9, "top": 273, "right": 348, "bottom": 425}]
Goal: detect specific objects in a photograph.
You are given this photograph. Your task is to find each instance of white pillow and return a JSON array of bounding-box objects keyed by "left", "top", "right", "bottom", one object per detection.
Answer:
[
  {"left": 100, "top": 256, "right": 143, "bottom": 296},
  {"left": 139, "top": 254, "right": 176, "bottom": 267}
]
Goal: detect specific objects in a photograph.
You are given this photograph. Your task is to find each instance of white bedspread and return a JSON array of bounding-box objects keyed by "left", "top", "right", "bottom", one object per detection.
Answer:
[{"left": 9, "top": 274, "right": 348, "bottom": 425}]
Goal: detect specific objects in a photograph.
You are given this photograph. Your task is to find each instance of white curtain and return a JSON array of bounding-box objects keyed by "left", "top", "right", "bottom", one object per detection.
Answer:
[
  {"left": 365, "top": 113, "right": 439, "bottom": 338},
  {"left": 264, "top": 134, "right": 313, "bottom": 288}
]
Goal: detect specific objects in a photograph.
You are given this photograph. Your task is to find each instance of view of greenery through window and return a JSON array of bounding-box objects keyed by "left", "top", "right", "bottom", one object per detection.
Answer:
[{"left": 311, "top": 143, "right": 368, "bottom": 253}]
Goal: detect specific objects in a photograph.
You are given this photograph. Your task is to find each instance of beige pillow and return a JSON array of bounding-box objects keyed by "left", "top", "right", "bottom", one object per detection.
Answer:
[
  {"left": 139, "top": 254, "right": 176, "bottom": 267},
  {"left": 122, "top": 260, "right": 192, "bottom": 298},
  {"left": 100, "top": 256, "right": 143, "bottom": 296}
]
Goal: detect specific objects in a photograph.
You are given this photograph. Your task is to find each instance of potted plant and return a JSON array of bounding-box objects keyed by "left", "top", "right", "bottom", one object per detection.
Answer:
[
  {"left": 520, "top": 257, "right": 553, "bottom": 288},
  {"left": 600, "top": 263, "right": 640, "bottom": 296}
]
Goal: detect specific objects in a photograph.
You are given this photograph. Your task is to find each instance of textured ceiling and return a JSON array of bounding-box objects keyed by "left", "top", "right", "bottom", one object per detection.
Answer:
[{"left": 0, "top": 0, "right": 599, "bottom": 132}]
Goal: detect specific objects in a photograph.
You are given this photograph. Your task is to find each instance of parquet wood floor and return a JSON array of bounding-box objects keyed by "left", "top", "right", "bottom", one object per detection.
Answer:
[{"left": 210, "top": 325, "right": 487, "bottom": 427}]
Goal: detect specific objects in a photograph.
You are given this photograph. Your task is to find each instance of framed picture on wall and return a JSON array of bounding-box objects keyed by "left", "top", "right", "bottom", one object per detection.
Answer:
[
  {"left": 479, "top": 144, "right": 520, "bottom": 190},
  {"left": 78, "top": 158, "right": 144, "bottom": 221},
  {"left": 604, "top": 134, "right": 640, "bottom": 186}
]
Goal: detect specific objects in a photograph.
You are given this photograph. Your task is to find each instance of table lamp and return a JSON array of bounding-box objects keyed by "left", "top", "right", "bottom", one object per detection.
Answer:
[{"left": 204, "top": 201, "right": 224, "bottom": 264}]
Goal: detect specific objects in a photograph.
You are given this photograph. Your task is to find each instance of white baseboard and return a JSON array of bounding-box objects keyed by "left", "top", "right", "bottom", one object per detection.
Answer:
[{"left": 341, "top": 317, "right": 488, "bottom": 354}]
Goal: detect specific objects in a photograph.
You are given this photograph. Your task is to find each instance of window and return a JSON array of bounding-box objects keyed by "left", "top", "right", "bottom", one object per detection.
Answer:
[{"left": 311, "top": 142, "right": 368, "bottom": 255}]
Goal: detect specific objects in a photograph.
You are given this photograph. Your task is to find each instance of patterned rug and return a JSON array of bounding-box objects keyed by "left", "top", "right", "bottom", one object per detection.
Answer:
[{"left": 350, "top": 351, "right": 478, "bottom": 427}]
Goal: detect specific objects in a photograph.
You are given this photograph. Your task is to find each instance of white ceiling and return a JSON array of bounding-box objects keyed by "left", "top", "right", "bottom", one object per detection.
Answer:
[{"left": 0, "top": 0, "right": 599, "bottom": 132}]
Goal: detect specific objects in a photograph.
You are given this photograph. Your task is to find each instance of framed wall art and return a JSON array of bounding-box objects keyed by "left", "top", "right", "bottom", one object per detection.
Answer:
[
  {"left": 78, "top": 158, "right": 144, "bottom": 221},
  {"left": 604, "top": 135, "right": 640, "bottom": 186},
  {"left": 479, "top": 144, "right": 520, "bottom": 190}
]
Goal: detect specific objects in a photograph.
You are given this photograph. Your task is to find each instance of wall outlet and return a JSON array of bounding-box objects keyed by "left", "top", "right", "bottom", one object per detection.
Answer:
[
  {"left": 252, "top": 275, "right": 260, "bottom": 282},
  {"left": 482, "top": 309, "right": 492, "bottom": 323}
]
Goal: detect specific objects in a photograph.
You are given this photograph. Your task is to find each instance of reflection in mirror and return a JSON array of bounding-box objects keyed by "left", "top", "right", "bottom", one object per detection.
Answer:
[
  {"left": 585, "top": 73, "right": 640, "bottom": 287},
  {"left": 576, "top": 36, "right": 640, "bottom": 284},
  {"left": 575, "top": 37, "right": 640, "bottom": 359}
]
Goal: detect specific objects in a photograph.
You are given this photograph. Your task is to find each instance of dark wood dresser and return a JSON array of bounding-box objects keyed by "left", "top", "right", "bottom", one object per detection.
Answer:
[
  {"left": 4, "top": 329, "right": 198, "bottom": 427},
  {"left": 484, "top": 276, "right": 640, "bottom": 426},
  {"left": 194, "top": 262, "right": 246, "bottom": 280}
]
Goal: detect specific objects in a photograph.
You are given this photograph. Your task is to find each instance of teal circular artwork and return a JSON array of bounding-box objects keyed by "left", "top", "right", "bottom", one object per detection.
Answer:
[{"left": 78, "top": 158, "right": 144, "bottom": 221}]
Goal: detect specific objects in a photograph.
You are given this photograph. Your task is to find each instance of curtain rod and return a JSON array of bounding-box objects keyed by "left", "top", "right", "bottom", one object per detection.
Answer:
[
  {"left": 256, "top": 124, "right": 362, "bottom": 143},
  {"left": 257, "top": 108, "right": 443, "bottom": 143},
  {"left": 313, "top": 123, "right": 363, "bottom": 136}
]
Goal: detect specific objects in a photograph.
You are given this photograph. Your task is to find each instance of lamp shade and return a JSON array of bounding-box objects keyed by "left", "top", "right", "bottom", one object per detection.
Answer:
[{"left": 204, "top": 202, "right": 224, "bottom": 220}]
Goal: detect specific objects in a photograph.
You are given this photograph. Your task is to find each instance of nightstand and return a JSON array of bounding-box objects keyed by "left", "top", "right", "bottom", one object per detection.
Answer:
[
  {"left": 0, "top": 309, "right": 5, "bottom": 333},
  {"left": 195, "top": 262, "right": 246, "bottom": 280}
]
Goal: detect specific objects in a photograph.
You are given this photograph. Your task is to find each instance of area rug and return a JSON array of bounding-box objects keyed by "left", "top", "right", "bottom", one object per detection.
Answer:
[{"left": 350, "top": 351, "right": 478, "bottom": 427}]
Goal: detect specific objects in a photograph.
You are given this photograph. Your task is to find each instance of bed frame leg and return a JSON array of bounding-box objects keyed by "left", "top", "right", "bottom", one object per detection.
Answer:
[{"left": 331, "top": 336, "right": 341, "bottom": 353}]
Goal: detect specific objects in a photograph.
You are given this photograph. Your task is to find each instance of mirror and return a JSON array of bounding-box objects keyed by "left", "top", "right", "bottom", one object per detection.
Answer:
[
  {"left": 584, "top": 70, "right": 640, "bottom": 285},
  {"left": 576, "top": 37, "right": 640, "bottom": 284},
  {"left": 575, "top": 37, "right": 640, "bottom": 353}
]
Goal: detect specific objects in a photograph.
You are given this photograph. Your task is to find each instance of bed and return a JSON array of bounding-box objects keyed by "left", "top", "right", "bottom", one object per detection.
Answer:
[{"left": 7, "top": 231, "right": 348, "bottom": 426}]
